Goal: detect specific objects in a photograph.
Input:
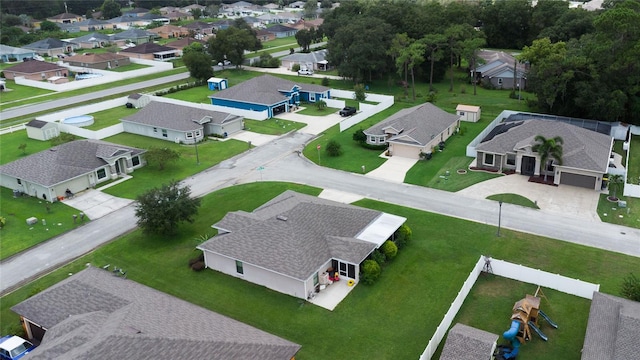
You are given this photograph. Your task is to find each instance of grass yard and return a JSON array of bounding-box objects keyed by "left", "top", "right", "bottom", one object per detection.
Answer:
[
  {"left": 83, "top": 105, "right": 139, "bottom": 130},
  {"left": 252, "top": 35, "right": 297, "bottom": 51},
  {"left": 412, "top": 156, "right": 502, "bottom": 191},
  {"left": 100, "top": 133, "right": 249, "bottom": 199},
  {"left": 109, "top": 63, "right": 150, "bottom": 72},
  {"left": 487, "top": 193, "right": 540, "bottom": 208},
  {"left": 295, "top": 103, "right": 341, "bottom": 116},
  {"left": 597, "top": 194, "right": 640, "bottom": 227},
  {"left": 626, "top": 136, "right": 640, "bottom": 185},
  {"left": 0, "top": 131, "right": 53, "bottom": 165},
  {"left": 244, "top": 118, "right": 306, "bottom": 135},
  {"left": 0, "top": 187, "right": 88, "bottom": 260},
  {"left": 163, "top": 69, "right": 264, "bottom": 104},
  {"left": 0, "top": 81, "right": 55, "bottom": 106},
  {"left": 1, "top": 182, "right": 638, "bottom": 359}
]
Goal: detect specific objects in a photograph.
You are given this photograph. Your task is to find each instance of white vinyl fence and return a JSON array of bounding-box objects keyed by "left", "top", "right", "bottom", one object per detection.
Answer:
[
  {"left": 331, "top": 89, "right": 394, "bottom": 132},
  {"left": 418, "top": 256, "right": 599, "bottom": 360},
  {"left": 623, "top": 132, "right": 640, "bottom": 198},
  {"left": 147, "top": 95, "right": 269, "bottom": 120}
]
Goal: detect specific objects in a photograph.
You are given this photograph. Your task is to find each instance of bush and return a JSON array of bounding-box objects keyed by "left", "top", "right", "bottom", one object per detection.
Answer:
[
  {"left": 621, "top": 273, "right": 640, "bottom": 301},
  {"left": 292, "top": 63, "right": 301, "bottom": 72},
  {"left": 191, "top": 261, "right": 206, "bottom": 271},
  {"left": 321, "top": 77, "right": 330, "bottom": 86},
  {"left": 353, "top": 129, "right": 367, "bottom": 144},
  {"left": 188, "top": 253, "right": 205, "bottom": 267},
  {"left": 316, "top": 100, "right": 327, "bottom": 110},
  {"left": 371, "top": 249, "right": 386, "bottom": 266},
  {"left": 326, "top": 139, "right": 342, "bottom": 157},
  {"left": 426, "top": 91, "right": 437, "bottom": 103},
  {"left": 394, "top": 224, "right": 412, "bottom": 249},
  {"left": 0, "top": 216, "right": 5, "bottom": 229},
  {"left": 460, "top": 85, "right": 466, "bottom": 94},
  {"left": 50, "top": 133, "right": 78, "bottom": 146},
  {"left": 381, "top": 240, "right": 398, "bottom": 261},
  {"left": 353, "top": 83, "right": 366, "bottom": 101},
  {"left": 360, "top": 259, "right": 381, "bottom": 285}
]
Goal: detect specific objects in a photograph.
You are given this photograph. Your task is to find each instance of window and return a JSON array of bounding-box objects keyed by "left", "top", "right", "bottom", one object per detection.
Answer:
[
  {"left": 162, "top": 129, "right": 168, "bottom": 138},
  {"left": 506, "top": 154, "right": 516, "bottom": 166},
  {"left": 459, "top": 111, "right": 465, "bottom": 116},
  {"left": 97, "top": 168, "right": 107, "bottom": 179},
  {"left": 313, "top": 273, "right": 319, "bottom": 286},
  {"left": 17, "top": 179, "right": 22, "bottom": 185},
  {"left": 235, "top": 260, "right": 244, "bottom": 274},
  {"left": 132, "top": 156, "right": 140, "bottom": 166},
  {"left": 186, "top": 132, "right": 193, "bottom": 139},
  {"left": 153, "top": 127, "right": 158, "bottom": 133},
  {"left": 498, "top": 78, "right": 503, "bottom": 85},
  {"left": 484, "top": 153, "right": 494, "bottom": 166},
  {"left": 195, "top": 129, "right": 201, "bottom": 137}
]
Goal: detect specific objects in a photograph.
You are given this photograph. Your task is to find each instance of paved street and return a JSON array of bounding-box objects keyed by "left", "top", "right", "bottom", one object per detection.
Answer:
[{"left": 2, "top": 130, "right": 639, "bottom": 295}]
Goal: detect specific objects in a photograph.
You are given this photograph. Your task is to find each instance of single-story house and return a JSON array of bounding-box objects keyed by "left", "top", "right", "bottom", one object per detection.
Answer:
[
  {"left": 119, "top": 42, "right": 178, "bottom": 61},
  {"left": 280, "top": 49, "right": 329, "bottom": 71},
  {"left": 364, "top": 103, "right": 461, "bottom": 159},
  {"left": 440, "top": 323, "right": 499, "bottom": 360},
  {"left": 149, "top": 24, "right": 190, "bottom": 39},
  {"left": 456, "top": 104, "right": 481, "bottom": 122},
  {"left": 209, "top": 74, "right": 330, "bottom": 118},
  {"left": 46, "top": 12, "right": 83, "bottom": 24},
  {"left": 581, "top": 292, "right": 640, "bottom": 359},
  {"left": 0, "top": 44, "right": 36, "bottom": 62},
  {"left": 291, "top": 18, "right": 324, "bottom": 30},
  {"left": 265, "top": 24, "right": 298, "bottom": 38},
  {"left": 126, "top": 93, "right": 150, "bottom": 108},
  {"left": 121, "top": 101, "right": 244, "bottom": 142},
  {"left": 74, "top": 18, "right": 109, "bottom": 31},
  {"left": 183, "top": 21, "right": 216, "bottom": 35},
  {"left": 164, "top": 10, "right": 194, "bottom": 22},
  {"left": 23, "top": 38, "right": 78, "bottom": 57},
  {"left": 474, "top": 119, "right": 613, "bottom": 189},
  {"left": 197, "top": 190, "right": 407, "bottom": 300},
  {"left": 71, "top": 32, "right": 113, "bottom": 49},
  {"left": 208, "top": 77, "right": 229, "bottom": 91},
  {"left": 25, "top": 119, "right": 60, "bottom": 141},
  {"left": 166, "top": 37, "right": 206, "bottom": 56},
  {"left": 256, "top": 29, "right": 277, "bottom": 42},
  {"left": 64, "top": 52, "right": 130, "bottom": 70},
  {"left": 474, "top": 50, "right": 527, "bottom": 90},
  {"left": 2, "top": 61, "right": 68, "bottom": 81},
  {"left": 212, "top": 19, "right": 234, "bottom": 31},
  {"left": 123, "top": 7, "right": 150, "bottom": 17},
  {"left": 11, "top": 266, "right": 301, "bottom": 359},
  {"left": 0, "top": 140, "right": 145, "bottom": 202},
  {"left": 111, "top": 28, "right": 157, "bottom": 45}
]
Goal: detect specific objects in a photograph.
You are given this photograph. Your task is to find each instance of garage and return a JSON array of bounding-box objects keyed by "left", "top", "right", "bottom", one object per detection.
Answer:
[
  {"left": 391, "top": 144, "right": 420, "bottom": 159},
  {"left": 559, "top": 172, "right": 597, "bottom": 189}
]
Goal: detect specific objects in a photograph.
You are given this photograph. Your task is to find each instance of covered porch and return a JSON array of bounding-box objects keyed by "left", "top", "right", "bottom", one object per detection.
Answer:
[{"left": 307, "top": 276, "right": 357, "bottom": 311}]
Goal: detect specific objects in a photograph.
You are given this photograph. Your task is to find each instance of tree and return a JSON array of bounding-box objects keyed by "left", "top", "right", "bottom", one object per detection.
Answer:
[
  {"left": 397, "top": 40, "right": 425, "bottom": 101},
  {"left": 607, "top": 174, "right": 623, "bottom": 201},
  {"left": 353, "top": 83, "right": 366, "bottom": 101},
  {"left": 303, "top": 0, "right": 317, "bottom": 19},
  {"left": 532, "top": 135, "right": 563, "bottom": 182},
  {"left": 191, "top": 8, "right": 202, "bottom": 20},
  {"left": 135, "top": 181, "right": 201, "bottom": 235},
  {"left": 207, "top": 23, "right": 261, "bottom": 68},
  {"left": 183, "top": 51, "right": 213, "bottom": 81},
  {"left": 325, "top": 139, "right": 342, "bottom": 157},
  {"left": 182, "top": 42, "right": 205, "bottom": 56},
  {"left": 101, "top": 0, "right": 121, "bottom": 20},
  {"left": 421, "top": 33, "right": 446, "bottom": 92},
  {"left": 620, "top": 273, "right": 640, "bottom": 301},
  {"left": 315, "top": 99, "right": 326, "bottom": 111},
  {"left": 388, "top": 33, "right": 412, "bottom": 98},
  {"left": 444, "top": 24, "right": 471, "bottom": 92},
  {"left": 461, "top": 35, "right": 487, "bottom": 96},
  {"left": 39, "top": 20, "right": 59, "bottom": 32},
  {"left": 145, "top": 147, "right": 180, "bottom": 171},
  {"left": 295, "top": 29, "right": 313, "bottom": 52},
  {"left": 18, "top": 143, "right": 27, "bottom": 155}
]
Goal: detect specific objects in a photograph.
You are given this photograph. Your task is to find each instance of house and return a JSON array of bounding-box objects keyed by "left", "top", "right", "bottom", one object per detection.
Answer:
[
  {"left": 256, "top": 29, "right": 276, "bottom": 42},
  {"left": 120, "top": 42, "right": 178, "bottom": 61},
  {"left": 266, "top": 24, "right": 298, "bottom": 38},
  {"left": 212, "top": 19, "right": 235, "bottom": 31},
  {"left": 474, "top": 50, "right": 527, "bottom": 90},
  {"left": 74, "top": 18, "right": 109, "bottom": 31},
  {"left": 25, "top": 119, "right": 59, "bottom": 141},
  {"left": 111, "top": 28, "right": 157, "bottom": 45},
  {"left": 46, "top": 12, "right": 83, "bottom": 24},
  {"left": 11, "top": 266, "right": 301, "bottom": 359},
  {"left": 474, "top": 119, "right": 613, "bottom": 189},
  {"left": 149, "top": 24, "right": 189, "bottom": 39},
  {"left": 64, "top": 52, "right": 130, "bottom": 70},
  {"left": 182, "top": 4, "right": 207, "bottom": 13},
  {"left": 197, "top": 190, "right": 407, "bottom": 300},
  {"left": 164, "top": 10, "right": 194, "bottom": 21},
  {"left": 0, "top": 140, "right": 145, "bottom": 202},
  {"left": 23, "top": 38, "right": 77, "bottom": 57},
  {"left": 3, "top": 61, "right": 68, "bottom": 81},
  {"left": 291, "top": 18, "right": 324, "bottom": 31},
  {"left": 208, "top": 77, "right": 229, "bottom": 91},
  {"left": 364, "top": 103, "right": 461, "bottom": 159},
  {"left": 70, "top": 32, "right": 113, "bottom": 49},
  {"left": 280, "top": 49, "right": 329, "bottom": 71},
  {"left": 121, "top": 101, "right": 244, "bottom": 142},
  {"left": 0, "top": 44, "right": 36, "bottom": 62},
  {"left": 166, "top": 37, "right": 207, "bottom": 56},
  {"left": 456, "top": 104, "right": 481, "bottom": 123},
  {"left": 440, "top": 323, "right": 499, "bottom": 360},
  {"left": 123, "top": 7, "right": 150, "bottom": 17},
  {"left": 581, "top": 292, "right": 640, "bottom": 360},
  {"left": 183, "top": 21, "right": 216, "bottom": 36},
  {"left": 208, "top": 74, "right": 331, "bottom": 119}
]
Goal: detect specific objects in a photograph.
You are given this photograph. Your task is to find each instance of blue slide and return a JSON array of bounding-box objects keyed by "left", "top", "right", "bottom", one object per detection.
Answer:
[
  {"left": 501, "top": 320, "right": 521, "bottom": 359},
  {"left": 527, "top": 321, "right": 548, "bottom": 341},
  {"left": 538, "top": 310, "right": 558, "bottom": 329}
]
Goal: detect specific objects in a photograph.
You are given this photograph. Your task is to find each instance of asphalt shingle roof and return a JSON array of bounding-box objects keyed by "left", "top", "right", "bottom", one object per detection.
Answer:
[
  {"left": 64, "top": 52, "right": 128, "bottom": 64},
  {"left": 24, "top": 38, "right": 75, "bottom": 51},
  {"left": 0, "top": 44, "right": 35, "bottom": 56},
  {"left": 112, "top": 28, "right": 156, "bottom": 41},
  {"left": 0, "top": 140, "right": 144, "bottom": 187},
  {"left": 209, "top": 74, "right": 329, "bottom": 106},
  {"left": 25, "top": 119, "right": 50, "bottom": 128},
  {"left": 120, "top": 42, "right": 175, "bottom": 54},
  {"left": 11, "top": 267, "right": 301, "bottom": 360},
  {"left": 121, "top": 101, "right": 240, "bottom": 131},
  {"left": 71, "top": 32, "right": 112, "bottom": 43},
  {"left": 198, "top": 191, "right": 388, "bottom": 280},
  {"left": 5, "top": 61, "right": 66, "bottom": 74},
  {"left": 440, "top": 323, "right": 498, "bottom": 360},
  {"left": 476, "top": 120, "right": 613, "bottom": 172},
  {"left": 364, "top": 103, "right": 460, "bottom": 146},
  {"left": 280, "top": 49, "right": 327, "bottom": 63}
]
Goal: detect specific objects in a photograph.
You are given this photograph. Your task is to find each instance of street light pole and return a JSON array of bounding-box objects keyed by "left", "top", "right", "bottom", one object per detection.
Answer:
[{"left": 497, "top": 200, "right": 503, "bottom": 237}]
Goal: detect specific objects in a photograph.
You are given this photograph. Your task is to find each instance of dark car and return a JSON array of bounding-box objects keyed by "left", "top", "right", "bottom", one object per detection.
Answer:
[{"left": 339, "top": 106, "right": 357, "bottom": 117}]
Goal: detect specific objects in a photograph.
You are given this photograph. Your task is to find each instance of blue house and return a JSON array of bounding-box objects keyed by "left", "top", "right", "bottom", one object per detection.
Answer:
[
  {"left": 207, "top": 77, "right": 228, "bottom": 91},
  {"left": 208, "top": 74, "right": 330, "bottom": 118}
]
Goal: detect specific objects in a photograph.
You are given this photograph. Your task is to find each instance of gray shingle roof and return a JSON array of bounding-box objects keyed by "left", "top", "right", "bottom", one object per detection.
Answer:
[
  {"left": 440, "top": 323, "right": 498, "bottom": 360},
  {"left": 280, "top": 49, "right": 327, "bottom": 63},
  {"left": 0, "top": 140, "right": 144, "bottom": 187},
  {"left": 26, "top": 119, "right": 50, "bottom": 128},
  {"left": 121, "top": 101, "right": 240, "bottom": 131},
  {"left": 71, "top": 32, "right": 112, "bottom": 43},
  {"left": 24, "top": 38, "right": 75, "bottom": 51},
  {"left": 581, "top": 292, "right": 640, "bottom": 360},
  {"left": 5, "top": 61, "right": 66, "bottom": 74},
  {"left": 0, "top": 44, "right": 35, "bottom": 56},
  {"left": 198, "top": 191, "right": 387, "bottom": 280},
  {"left": 120, "top": 42, "right": 174, "bottom": 54},
  {"left": 476, "top": 120, "right": 613, "bottom": 172},
  {"left": 364, "top": 103, "right": 460, "bottom": 146},
  {"left": 11, "top": 267, "right": 300, "bottom": 360},
  {"left": 112, "top": 28, "right": 157, "bottom": 41}
]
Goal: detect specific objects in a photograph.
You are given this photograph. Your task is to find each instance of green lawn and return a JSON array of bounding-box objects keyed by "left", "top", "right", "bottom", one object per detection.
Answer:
[
  {"left": 253, "top": 35, "right": 297, "bottom": 51},
  {"left": 109, "top": 63, "right": 150, "bottom": 72},
  {"left": 163, "top": 69, "right": 264, "bottom": 104},
  {"left": 626, "top": 136, "right": 640, "bottom": 185},
  {"left": 2, "top": 182, "right": 638, "bottom": 359},
  {"left": 0, "top": 81, "right": 55, "bottom": 105},
  {"left": 100, "top": 133, "right": 249, "bottom": 199},
  {"left": 244, "top": 118, "right": 306, "bottom": 135},
  {"left": 83, "top": 106, "right": 138, "bottom": 130},
  {"left": 295, "top": 103, "right": 341, "bottom": 116},
  {"left": 0, "top": 187, "right": 87, "bottom": 260},
  {"left": 597, "top": 194, "right": 640, "bottom": 227},
  {"left": 0, "top": 131, "right": 53, "bottom": 165},
  {"left": 487, "top": 193, "right": 540, "bottom": 208}
]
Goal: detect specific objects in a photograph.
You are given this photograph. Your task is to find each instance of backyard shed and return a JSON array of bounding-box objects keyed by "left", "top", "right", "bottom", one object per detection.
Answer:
[
  {"left": 207, "top": 77, "right": 228, "bottom": 91},
  {"left": 25, "top": 120, "right": 59, "bottom": 141},
  {"left": 456, "top": 104, "right": 481, "bottom": 122},
  {"left": 127, "top": 93, "right": 150, "bottom": 108},
  {"left": 440, "top": 323, "right": 498, "bottom": 360}
]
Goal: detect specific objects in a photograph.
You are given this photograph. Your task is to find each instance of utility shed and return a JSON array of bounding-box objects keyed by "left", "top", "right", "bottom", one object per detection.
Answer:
[
  {"left": 440, "top": 323, "right": 498, "bottom": 360},
  {"left": 456, "top": 104, "right": 481, "bottom": 122},
  {"left": 207, "top": 77, "right": 228, "bottom": 91}
]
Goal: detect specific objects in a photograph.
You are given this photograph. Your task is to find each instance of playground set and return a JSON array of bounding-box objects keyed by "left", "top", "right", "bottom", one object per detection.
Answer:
[{"left": 495, "top": 287, "right": 558, "bottom": 359}]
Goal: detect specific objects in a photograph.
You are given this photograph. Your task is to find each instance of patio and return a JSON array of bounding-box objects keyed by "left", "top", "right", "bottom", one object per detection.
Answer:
[{"left": 308, "top": 277, "right": 357, "bottom": 311}]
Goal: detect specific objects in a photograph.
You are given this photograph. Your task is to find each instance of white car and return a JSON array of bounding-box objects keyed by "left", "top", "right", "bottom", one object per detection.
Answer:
[
  {"left": 33, "top": 55, "right": 45, "bottom": 61},
  {"left": 298, "top": 68, "right": 313, "bottom": 75},
  {"left": 218, "top": 60, "right": 232, "bottom": 66}
]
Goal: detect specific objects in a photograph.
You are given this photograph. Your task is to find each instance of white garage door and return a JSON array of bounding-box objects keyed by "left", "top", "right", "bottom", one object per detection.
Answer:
[{"left": 391, "top": 144, "right": 420, "bottom": 159}]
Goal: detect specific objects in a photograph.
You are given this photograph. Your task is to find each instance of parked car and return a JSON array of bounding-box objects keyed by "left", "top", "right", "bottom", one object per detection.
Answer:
[
  {"left": 339, "top": 106, "right": 357, "bottom": 117},
  {"left": 0, "top": 336, "right": 36, "bottom": 360},
  {"left": 32, "top": 55, "right": 45, "bottom": 61},
  {"left": 298, "top": 68, "right": 314, "bottom": 75},
  {"left": 217, "top": 60, "right": 231, "bottom": 66},
  {"left": 56, "top": 54, "right": 65, "bottom": 59}
]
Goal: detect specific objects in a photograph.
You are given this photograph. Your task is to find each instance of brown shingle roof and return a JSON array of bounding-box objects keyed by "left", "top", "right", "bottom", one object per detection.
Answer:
[
  {"left": 5, "top": 61, "right": 66, "bottom": 74},
  {"left": 120, "top": 42, "right": 175, "bottom": 54},
  {"left": 64, "top": 53, "right": 128, "bottom": 64}
]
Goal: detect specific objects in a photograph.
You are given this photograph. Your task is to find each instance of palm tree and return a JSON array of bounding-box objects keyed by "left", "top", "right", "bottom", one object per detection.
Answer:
[
  {"left": 608, "top": 174, "right": 623, "bottom": 201},
  {"left": 532, "top": 135, "right": 563, "bottom": 182}
]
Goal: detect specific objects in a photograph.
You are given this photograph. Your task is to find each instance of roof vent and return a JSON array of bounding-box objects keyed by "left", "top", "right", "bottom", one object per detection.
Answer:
[{"left": 276, "top": 215, "right": 288, "bottom": 221}]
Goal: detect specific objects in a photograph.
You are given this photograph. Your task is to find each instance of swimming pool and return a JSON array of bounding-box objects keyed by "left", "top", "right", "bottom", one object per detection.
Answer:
[
  {"left": 75, "top": 73, "right": 103, "bottom": 80},
  {"left": 62, "top": 115, "right": 94, "bottom": 127}
]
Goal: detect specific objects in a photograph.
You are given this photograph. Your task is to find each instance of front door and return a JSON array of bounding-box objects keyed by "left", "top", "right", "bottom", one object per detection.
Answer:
[
  {"left": 521, "top": 156, "right": 535, "bottom": 176},
  {"left": 115, "top": 159, "right": 121, "bottom": 174}
]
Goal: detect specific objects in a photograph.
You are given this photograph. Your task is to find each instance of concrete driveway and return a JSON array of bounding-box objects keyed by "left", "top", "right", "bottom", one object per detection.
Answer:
[
  {"left": 62, "top": 189, "right": 133, "bottom": 220},
  {"left": 275, "top": 110, "right": 343, "bottom": 135},
  {"left": 456, "top": 174, "right": 602, "bottom": 221},
  {"left": 228, "top": 130, "right": 278, "bottom": 146},
  {"left": 365, "top": 156, "right": 418, "bottom": 183}
]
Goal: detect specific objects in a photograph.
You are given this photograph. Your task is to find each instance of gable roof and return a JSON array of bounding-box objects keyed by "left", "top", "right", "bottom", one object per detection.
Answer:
[
  {"left": 26, "top": 119, "right": 51, "bottom": 129},
  {"left": 198, "top": 191, "right": 406, "bottom": 281},
  {"left": 120, "top": 42, "right": 175, "bottom": 54},
  {"left": 0, "top": 140, "right": 144, "bottom": 187},
  {"left": 456, "top": 104, "right": 480, "bottom": 113},
  {"left": 0, "top": 44, "right": 35, "bottom": 56},
  {"left": 440, "top": 323, "right": 498, "bottom": 360},
  {"left": 166, "top": 37, "right": 206, "bottom": 49},
  {"left": 112, "top": 28, "right": 157, "bottom": 40},
  {"left": 11, "top": 266, "right": 300, "bottom": 360},
  {"left": 364, "top": 103, "right": 460, "bottom": 146},
  {"left": 266, "top": 24, "right": 297, "bottom": 33},
  {"left": 47, "top": 13, "right": 82, "bottom": 20},
  {"left": 209, "top": 74, "right": 329, "bottom": 106},
  {"left": 24, "top": 38, "right": 76, "bottom": 51},
  {"left": 64, "top": 52, "right": 128, "bottom": 64},
  {"left": 71, "top": 32, "right": 112, "bottom": 43},
  {"left": 121, "top": 101, "right": 240, "bottom": 131},
  {"left": 476, "top": 120, "right": 613, "bottom": 173},
  {"left": 281, "top": 49, "right": 327, "bottom": 63},
  {"left": 581, "top": 292, "right": 640, "bottom": 360},
  {"left": 4, "top": 61, "right": 66, "bottom": 74},
  {"left": 183, "top": 21, "right": 215, "bottom": 30}
]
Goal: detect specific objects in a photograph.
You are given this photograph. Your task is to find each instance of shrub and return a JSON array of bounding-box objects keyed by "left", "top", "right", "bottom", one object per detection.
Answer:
[
  {"left": 316, "top": 100, "right": 327, "bottom": 110},
  {"left": 460, "top": 85, "right": 466, "bottom": 94},
  {"left": 394, "top": 224, "right": 412, "bottom": 249},
  {"left": 50, "top": 133, "right": 77, "bottom": 146},
  {"left": 381, "top": 240, "right": 398, "bottom": 260},
  {"left": 321, "top": 77, "right": 330, "bottom": 86},
  {"left": 0, "top": 216, "right": 6, "bottom": 229},
  {"left": 426, "top": 91, "right": 437, "bottom": 103},
  {"left": 371, "top": 249, "right": 386, "bottom": 266},
  {"left": 188, "top": 253, "right": 205, "bottom": 266},
  {"left": 353, "top": 129, "right": 367, "bottom": 144},
  {"left": 360, "top": 259, "right": 381, "bottom": 285},
  {"left": 326, "top": 139, "right": 342, "bottom": 157},
  {"left": 353, "top": 83, "right": 366, "bottom": 101},
  {"left": 191, "top": 261, "right": 206, "bottom": 271},
  {"left": 292, "top": 63, "right": 301, "bottom": 72},
  {"left": 621, "top": 273, "right": 640, "bottom": 301}
]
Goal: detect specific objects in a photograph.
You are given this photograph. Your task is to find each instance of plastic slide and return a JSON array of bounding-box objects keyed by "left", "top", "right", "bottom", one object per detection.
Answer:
[
  {"left": 527, "top": 321, "right": 548, "bottom": 341},
  {"left": 501, "top": 320, "right": 521, "bottom": 359},
  {"left": 538, "top": 310, "right": 558, "bottom": 329},
  {"left": 503, "top": 320, "right": 520, "bottom": 340}
]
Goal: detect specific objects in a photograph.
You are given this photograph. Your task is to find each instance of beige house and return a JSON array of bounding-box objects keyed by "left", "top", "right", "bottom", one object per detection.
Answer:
[
  {"left": 456, "top": 104, "right": 481, "bottom": 122},
  {"left": 149, "top": 24, "right": 190, "bottom": 39},
  {"left": 46, "top": 13, "right": 83, "bottom": 24},
  {"left": 3, "top": 61, "right": 68, "bottom": 81},
  {"left": 64, "top": 53, "right": 130, "bottom": 70}
]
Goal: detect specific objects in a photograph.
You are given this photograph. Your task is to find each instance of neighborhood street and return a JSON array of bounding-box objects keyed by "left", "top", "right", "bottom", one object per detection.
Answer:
[{"left": 2, "top": 130, "right": 639, "bottom": 296}]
